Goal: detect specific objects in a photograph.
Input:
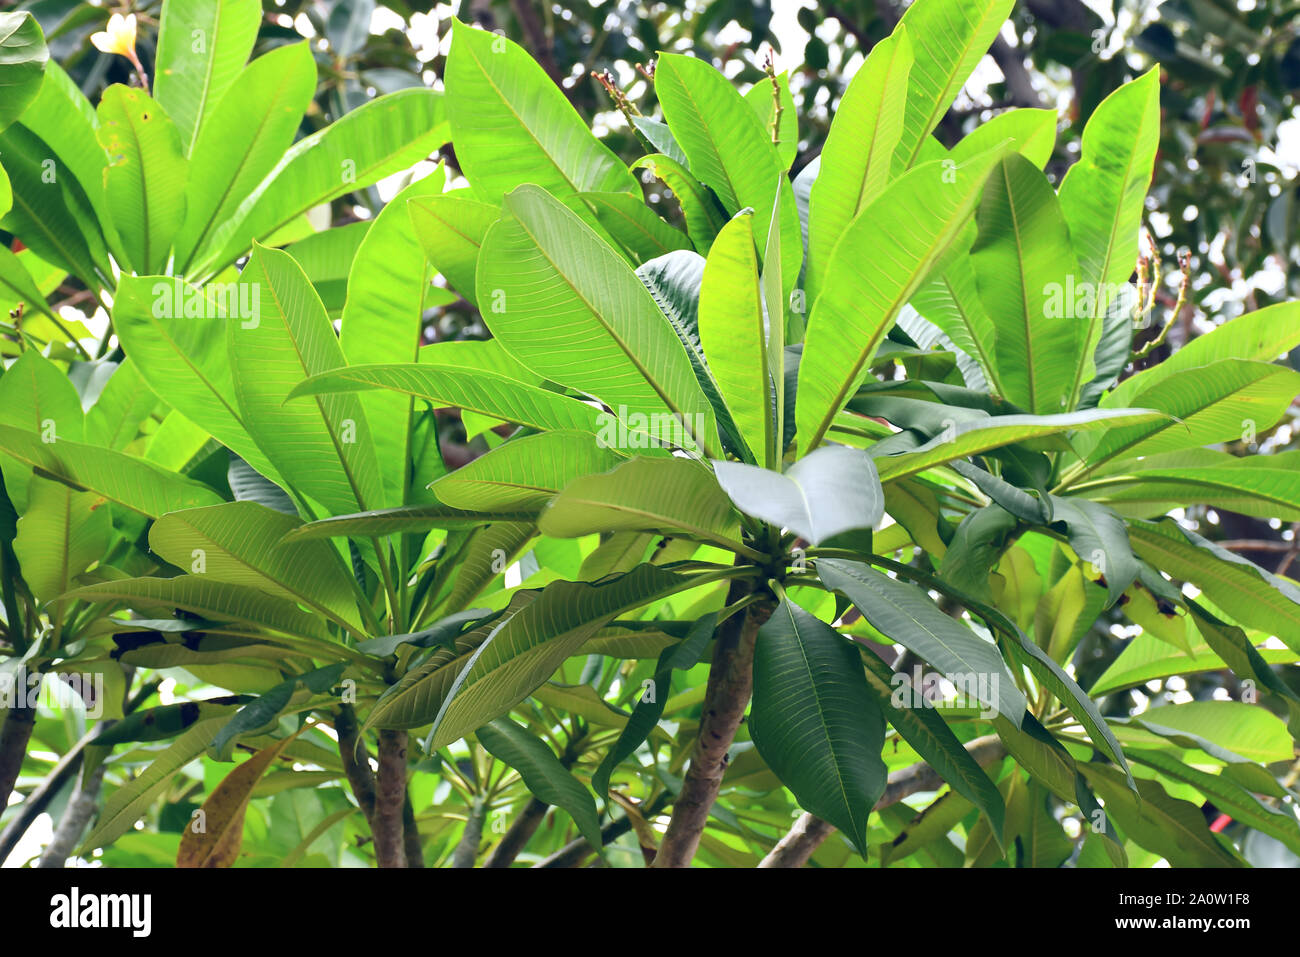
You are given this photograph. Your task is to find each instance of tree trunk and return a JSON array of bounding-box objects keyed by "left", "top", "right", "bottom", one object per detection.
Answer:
[
  {"left": 651, "top": 586, "right": 773, "bottom": 868},
  {"left": 0, "top": 704, "right": 35, "bottom": 812},
  {"left": 373, "top": 730, "right": 408, "bottom": 868},
  {"left": 483, "top": 797, "right": 548, "bottom": 868}
]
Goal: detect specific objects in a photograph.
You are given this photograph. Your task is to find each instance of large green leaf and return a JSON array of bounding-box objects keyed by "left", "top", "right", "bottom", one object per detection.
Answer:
[
  {"left": 112, "top": 275, "right": 282, "bottom": 486},
  {"left": 1128, "top": 517, "right": 1300, "bottom": 652},
  {"left": 407, "top": 193, "right": 499, "bottom": 307},
  {"left": 477, "top": 718, "right": 602, "bottom": 851},
  {"left": 173, "top": 42, "right": 316, "bottom": 269},
  {"left": 972, "top": 154, "right": 1081, "bottom": 414},
  {"left": 285, "top": 504, "right": 538, "bottom": 541},
  {"left": 152, "top": 0, "right": 261, "bottom": 154},
  {"left": 539, "top": 455, "right": 743, "bottom": 550},
  {"left": 289, "top": 363, "right": 609, "bottom": 436},
  {"left": 796, "top": 149, "right": 1004, "bottom": 454},
  {"left": 1104, "top": 301, "right": 1300, "bottom": 410},
  {"left": 201, "top": 89, "right": 448, "bottom": 275},
  {"left": 570, "top": 191, "right": 691, "bottom": 264},
  {"left": 369, "top": 565, "right": 691, "bottom": 744},
  {"left": 149, "top": 501, "right": 365, "bottom": 633},
  {"left": 0, "top": 349, "right": 84, "bottom": 509},
  {"left": 65, "top": 575, "right": 336, "bottom": 643},
  {"left": 476, "top": 185, "right": 717, "bottom": 454},
  {"left": 0, "top": 12, "right": 48, "bottom": 132},
  {"left": 713, "top": 446, "right": 882, "bottom": 547},
  {"left": 806, "top": 26, "right": 912, "bottom": 303},
  {"left": 653, "top": 52, "right": 801, "bottom": 288},
  {"left": 859, "top": 647, "right": 1004, "bottom": 841},
  {"left": 13, "top": 478, "right": 111, "bottom": 608},
  {"left": 341, "top": 170, "right": 446, "bottom": 507},
  {"left": 890, "top": 0, "right": 1017, "bottom": 171},
  {"left": 95, "top": 85, "right": 188, "bottom": 274},
  {"left": 817, "top": 559, "right": 1027, "bottom": 720},
  {"left": 444, "top": 19, "right": 635, "bottom": 201},
  {"left": 1073, "top": 461, "right": 1300, "bottom": 521},
  {"left": 431, "top": 431, "right": 621, "bottom": 512},
  {"left": 750, "top": 598, "right": 888, "bottom": 856},
  {"left": 0, "top": 123, "right": 108, "bottom": 286},
  {"left": 629, "top": 153, "right": 727, "bottom": 253},
  {"left": 698, "top": 211, "right": 772, "bottom": 466},
  {"left": 0, "top": 424, "right": 221, "bottom": 518},
  {"left": 232, "top": 244, "right": 384, "bottom": 516},
  {"left": 1088, "top": 359, "right": 1300, "bottom": 467},
  {"left": 1045, "top": 496, "right": 1138, "bottom": 607},
  {"left": 872, "top": 408, "right": 1161, "bottom": 483},
  {"left": 1058, "top": 69, "right": 1160, "bottom": 405}
]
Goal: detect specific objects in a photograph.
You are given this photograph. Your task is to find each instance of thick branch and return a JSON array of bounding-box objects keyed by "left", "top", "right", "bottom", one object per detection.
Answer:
[
  {"left": 335, "top": 705, "right": 376, "bottom": 824},
  {"left": 651, "top": 587, "right": 774, "bottom": 868},
  {"left": 450, "top": 796, "right": 488, "bottom": 868},
  {"left": 483, "top": 797, "right": 548, "bottom": 868},
  {"left": 373, "top": 730, "right": 408, "bottom": 868},
  {"left": 0, "top": 704, "right": 35, "bottom": 812},
  {"left": 37, "top": 760, "right": 106, "bottom": 867},
  {"left": 758, "top": 734, "right": 1007, "bottom": 867},
  {"left": 510, "top": 0, "right": 562, "bottom": 86},
  {"left": 403, "top": 791, "right": 425, "bottom": 868},
  {"left": 989, "top": 37, "right": 1047, "bottom": 108}
]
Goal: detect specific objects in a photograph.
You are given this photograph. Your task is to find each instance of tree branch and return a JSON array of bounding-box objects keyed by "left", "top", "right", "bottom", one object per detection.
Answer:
[
  {"left": 651, "top": 582, "right": 774, "bottom": 868},
  {"left": 373, "top": 729, "right": 408, "bottom": 868},
  {"left": 0, "top": 704, "right": 35, "bottom": 812},
  {"left": 36, "top": 760, "right": 106, "bottom": 868},
  {"left": 534, "top": 792, "right": 673, "bottom": 868},
  {"left": 334, "top": 705, "right": 376, "bottom": 824},
  {"left": 450, "top": 795, "right": 488, "bottom": 868},
  {"left": 483, "top": 797, "right": 548, "bottom": 868},
  {"left": 758, "top": 735, "right": 1006, "bottom": 867},
  {"left": 403, "top": 791, "right": 425, "bottom": 868}
]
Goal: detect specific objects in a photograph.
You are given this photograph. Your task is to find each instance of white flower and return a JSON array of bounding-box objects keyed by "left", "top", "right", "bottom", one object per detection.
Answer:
[{"left": 90, "top": 13, "right": 138, "bottom": 58}]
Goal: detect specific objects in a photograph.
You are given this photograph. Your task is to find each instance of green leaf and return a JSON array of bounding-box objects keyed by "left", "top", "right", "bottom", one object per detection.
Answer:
[
  {"left": 210, "top": 664, "right": 345, "bottom": 759},
  {"left": 173, "top": 42, "right": 317, "bottom": 269},
  {"left": 817, "top": 559, "right": 1027, "bottom": 720},
  {"left": 806, "top": 26, "right": 912, "bottom": 303},
  {"left": 797, "top": 150, "right": 1004, "bottom": 454},
  {"left": 149, "top": 502, "right": 366, "bottom": 633},
  {"left": 0, "top": 349, "right": 84, "bottom": 509},
  {"left": 872, "top": 408, "right": 1162, "bottom": 483},
  {"left": 432, "top": 431, "right": 621, "bottom": 511},
  {"left": 1089, "top": 623, "right": 1299, "bottom": 697},
  {"left": 939, "top": 504, "right": 1018, "bottom": 602},
  {"left": 1080, "top": 764, "right": 1244, "bottom": 867},
  {"left": 750, "top": 597, "right": 888, "bottom": 856},
  {"left": 285, "top": 504, "right": 537, "bottom": 541},
  {"left": 0, "top": 424, "right": 222, "bottom": 518},
  {"left": 407, "top": 193, "right": 499, "bottom": 307},
  {"left": 358, "top": 608, "right": 495, "bottom": 657},
  {"left": 569, "top": 191, "right": 690, "bottom": 263},
  {"left": 233, "top": 243, "right": 384, "bottom": 516},
  {"left": 0, "top": 123, "right": 109, "bottom": 285},
  {"left": 591, "top": 612, "right": 715, "bottom": 798},
  {"left": 1058, "top": 69, "right": 1160, "bottom": 405},
  {"left": 1126, "top": 748, "right": 1300, "bottom": 856},
  {"left": 859, "top": 646, "right": 1005, "bottom": 841},
  {"left": 111, "top": 275, "right": 282, "bottom": 486},
  {"left": 890, "top": 0, "right": 1017, "bottom": 171},
  {"left": 539, "top": 455, "right": 743, "bottom": 551},
  {"left": 972, "top": 154, "right": 1082, "bottom": 414},
  {"left": 95, "top": 85, "right": 189, "bottom": 274},
  {"left": 949, "top": 107, "right": 1058, "bottom": 169},
  {"left": 1045, "top": 496, "right": 1138, "bottom": 607},
  {"left": 65, "top": 576, "right": 338, "bottom": 644},
  {"left": 476, "top": 184, "right": 717, "bottom": 454},
  {"left": 1107, "top": 301, "right": 1300, "bottom": 411},
  {"left": 368, "top": 565, "right": 691, "bottom": 743},
  {"left": 341, "top": 170, "right": 446, "bottom": 507},
  {"left": 0, "top": 12, "right": 48, "bottom": 132},
  {"left": 477, "top": 718, "right": 602, "bottom": 850},
  {"left": 201, "top": 89, "right": 448, "bottom": 274},
  {"left": 629, "top": 153, "right": 727, "bottom": 252},
  {"left": 153, "top": 0, "right": 261, "bottom": 155},
  {"left": 84, "top": 360, "right": 157, "bottom": 450},
  {"left": 1075, "top": 460, "right": 1300, "bottom": 522},
  {"left": 81, "top": 718, "right": 227, "bottom": 853},
  {"left": 698, "top": 211, "right": 772, "bottom": 465},
  {"left": 1186, "top": 601, "right": 1300, "bottom": 703},
  {"left": 1128, "top": 517, "right": 1300, "bottom": 652},
  {"left": 713, "top": 445, "right": 883, "bottom": 547},
  {"left": 1137, "top": 701, "right": 1294, "bottom": 765},
  {"left": 636, "top": 250, "right": 748, "bottom": 461},
  {"left": 654, "top": 52, "right": 800, "bottom": 287},
  {"left": 445, "top": 19, "right": 636, "bottom": 201},
  {"left": 288, "top": 363, "right": 609, "bottom": 437},
  {"left": 13, "top": 479, "right": 111, "bottom": 607},
  {"left": 1088, "top": 359, "right": 1300, "bottom": 466}
]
